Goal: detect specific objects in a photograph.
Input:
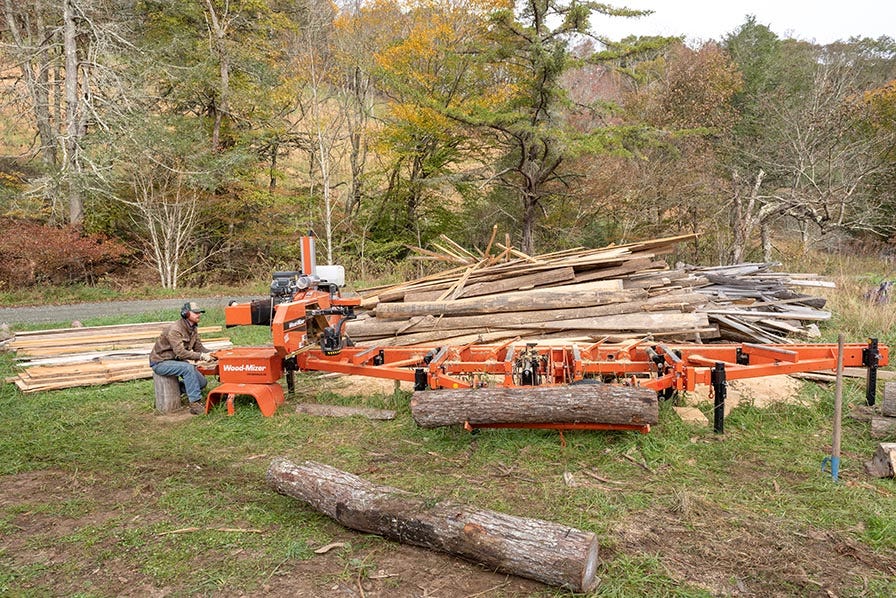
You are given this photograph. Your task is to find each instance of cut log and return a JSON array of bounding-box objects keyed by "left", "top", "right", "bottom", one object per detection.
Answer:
[
  {"left": 294, "top": 403, "right": 396, "bottom": 420},
  {"left": 153, "top": 372, "right": 182, "bottom": 414},
  {"left": 346, "top": 290, "right": 708, "bottom": 341},
  {"left": 883, "top": 382, "right": 896, "bottom": 417},
  {"left": 863, "top": 443, "right": 896, "bottom": 478},
  {"left": 374, "top": 282, "right": 626, "bottom": 320},
  {"left": 266, "top": 458, "right": 600, "bottom": 592},
  {"left": 871, "top": 415, "right": 896, "bottom": 439},
  {"left": 411, "top": 384, "right": 658, "bottom": 428}
]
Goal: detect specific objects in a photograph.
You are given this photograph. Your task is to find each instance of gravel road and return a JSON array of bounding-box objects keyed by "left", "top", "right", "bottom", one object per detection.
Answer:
[{"left": 0, "top": 296, "right": 259, "bottom": 326}]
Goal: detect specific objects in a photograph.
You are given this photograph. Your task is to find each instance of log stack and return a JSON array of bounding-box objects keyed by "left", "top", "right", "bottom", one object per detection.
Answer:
[
  {"left": 3, "top": 322, "right": 231, "bottom": 392},
  {"left": 349, "top": 233, "right": 832, "bottom": 347}
]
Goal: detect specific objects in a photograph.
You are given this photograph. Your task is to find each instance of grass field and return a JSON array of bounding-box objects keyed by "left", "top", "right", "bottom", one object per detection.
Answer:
[{"left": 1, "top": 280, "right": 895, "bottom": 596}]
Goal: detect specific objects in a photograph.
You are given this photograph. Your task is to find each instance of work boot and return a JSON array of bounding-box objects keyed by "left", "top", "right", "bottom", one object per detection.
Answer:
[{"left": 188, "top": 401, "right": 205, "bottom": 415}]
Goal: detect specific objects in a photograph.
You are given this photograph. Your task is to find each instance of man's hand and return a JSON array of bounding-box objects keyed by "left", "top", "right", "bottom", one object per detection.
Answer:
[{"left": 200, "top": 352, "right": 215, "bottom": 362}]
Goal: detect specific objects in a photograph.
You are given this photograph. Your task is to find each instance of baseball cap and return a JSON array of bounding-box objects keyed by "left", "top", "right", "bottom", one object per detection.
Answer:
[{"left": 183, "top": 301, "right": 205, "bottom": 314}]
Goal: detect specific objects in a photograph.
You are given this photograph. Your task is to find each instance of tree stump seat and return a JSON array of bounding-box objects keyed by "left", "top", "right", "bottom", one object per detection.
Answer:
[{"left": 153, "top": 372, "right": 183, "bottom": 414}]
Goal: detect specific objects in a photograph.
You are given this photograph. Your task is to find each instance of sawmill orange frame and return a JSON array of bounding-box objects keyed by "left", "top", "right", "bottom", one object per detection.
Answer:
[
  {"left": 202, "top": 234, "right": 889, "bottom": 423},
  {"left": 289, "top": 339, "right": 886, "bottom": 393}
]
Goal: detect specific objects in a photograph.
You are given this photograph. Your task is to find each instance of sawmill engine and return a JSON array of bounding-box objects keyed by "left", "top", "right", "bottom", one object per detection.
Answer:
[
  {"left": 228, "top": 271, "right": 344, "bottom": 328},
  {"left": 513, "top": 343, "right": 549, "bottom": 385}
]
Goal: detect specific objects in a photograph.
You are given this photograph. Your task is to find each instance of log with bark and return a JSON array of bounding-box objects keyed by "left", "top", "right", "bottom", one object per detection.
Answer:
[
  {"left": 864, "top": 443, "right": 896, "bottom": 478},
  {"left": 871, "top": 415, "right": 896, "bottom": 440},
  {"left": 266, "top": 458, "right": 600, "bottom": 592},
  {"left": 411, "top": 384, "right": 659, "bottom": 428},
  {"left": 882, "top": 382, "right": 896, "bottom": 417}
]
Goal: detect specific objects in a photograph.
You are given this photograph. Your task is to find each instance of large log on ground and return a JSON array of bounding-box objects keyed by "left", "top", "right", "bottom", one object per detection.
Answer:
[
  {"left": 411, "top": 385, "right": 659, "bottom": 428},
  {"left": 266, "top": 458, "right": 600, "bottom": 592}
]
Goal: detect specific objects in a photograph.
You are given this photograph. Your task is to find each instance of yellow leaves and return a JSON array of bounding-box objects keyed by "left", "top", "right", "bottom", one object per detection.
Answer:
[
  {"left": 390, "top": 103, "right": 451, "bottom": 132},
  {"left": 864, "top": 79, "right": 896, "bottom": 127}
]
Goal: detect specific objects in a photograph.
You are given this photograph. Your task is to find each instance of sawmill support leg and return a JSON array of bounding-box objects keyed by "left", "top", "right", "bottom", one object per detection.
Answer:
[
  {"left": 865, "top": 338, "right": 879, "bottom": 406},
  {"left": 286, "top": 370, "right": 295, "bottom": 396},
  {"left": 712, "top": 362, "right": 727, "bottom": 434}
]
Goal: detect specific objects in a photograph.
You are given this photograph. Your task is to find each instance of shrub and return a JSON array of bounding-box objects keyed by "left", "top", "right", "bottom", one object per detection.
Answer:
[{"left": 0, "top": 218, "right": 132, "bottom": 288}]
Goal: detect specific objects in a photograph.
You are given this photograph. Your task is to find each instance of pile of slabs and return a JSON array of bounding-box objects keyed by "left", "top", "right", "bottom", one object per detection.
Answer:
[{"left": 3, "top": 321, "right": 231, "bottom": 393}]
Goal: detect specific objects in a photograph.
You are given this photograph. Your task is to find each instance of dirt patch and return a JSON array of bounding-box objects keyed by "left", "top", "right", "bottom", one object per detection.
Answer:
[
  {"left": 4, "top": 466, "right": 894, "bottom": 597},
  {"left": 683, "top": 374, "right": 806, "bottom": 414},
  {"left": 0, "top": 469, "right": 546, "bottom": 597},
  {"left": 613, "top": 494, "right": 896, "bottom": 597},
  {"left": 322, "top": 374, "right": 416, "bottom": 397}
]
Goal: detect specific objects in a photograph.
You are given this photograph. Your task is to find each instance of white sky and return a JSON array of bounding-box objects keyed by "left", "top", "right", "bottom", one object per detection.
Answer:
[{"left": 591, "top": 1, "right": 896, "bottom": 45}]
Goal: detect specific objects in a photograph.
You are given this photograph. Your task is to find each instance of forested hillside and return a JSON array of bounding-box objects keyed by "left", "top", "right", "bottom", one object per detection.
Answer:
[{"left": 1, "top": 1, "right": 894, "bottom": 289}]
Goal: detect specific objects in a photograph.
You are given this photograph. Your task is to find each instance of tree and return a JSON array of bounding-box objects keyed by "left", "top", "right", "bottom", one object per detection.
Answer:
[
  {"left": 724, "top": 23, "right": 896, "bottom": 257},
  {"left": 1, "top": 0, "right": 59, "bottom": 168},
  {"left": 361, "top": 0, "right": 490, "bottom": 250},
  {"left": 93, "top": 116, "right": 228, "bottom": 289},
  {"left": 1, "top": 0, "right": 136, "bottom": 225},
  {"left": 444, "top": 0, "right": 659, "bottom": 254}
]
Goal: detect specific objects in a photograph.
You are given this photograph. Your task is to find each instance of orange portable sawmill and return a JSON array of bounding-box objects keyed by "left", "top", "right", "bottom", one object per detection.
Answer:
[{"left": 201, "top": 235, "right": 889, "bottom": 434}]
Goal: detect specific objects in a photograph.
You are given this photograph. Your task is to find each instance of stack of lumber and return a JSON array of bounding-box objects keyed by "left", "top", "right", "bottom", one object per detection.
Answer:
[
  {"left": 3, "top": 322, "right": 231, "bottom": 393},
  {"left": 349, "top": 232, "right": 832, "bottom": 347},
  {"left": 351, "top": 233, "right": 715, "bottom": 347},
  {"left": 681, "top": 263, "right": 833, "bottom": 343}
]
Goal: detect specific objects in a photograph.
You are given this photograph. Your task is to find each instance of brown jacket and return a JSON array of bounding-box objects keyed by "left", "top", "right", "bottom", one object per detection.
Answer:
[{"left": 149, "top": 318, "right": 209, "bottom": 364}]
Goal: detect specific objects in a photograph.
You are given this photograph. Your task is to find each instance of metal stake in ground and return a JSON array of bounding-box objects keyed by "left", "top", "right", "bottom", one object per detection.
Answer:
[{"left": 823, "top": 334, "right": 845, "bottom": 482}]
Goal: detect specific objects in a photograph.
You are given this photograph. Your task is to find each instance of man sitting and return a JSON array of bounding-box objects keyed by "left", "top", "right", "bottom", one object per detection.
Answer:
[{"left": 150, "top": 302, "right": 215, "bottom": 415}]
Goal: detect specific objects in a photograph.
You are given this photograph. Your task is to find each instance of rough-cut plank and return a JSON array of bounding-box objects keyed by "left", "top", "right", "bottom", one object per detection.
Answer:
[
  {"left": 864, "top": 443, "right": 896, "bottom": 478},
  {"left": 266, "top": 458, "right": 600, "bottom": 592},
  {"left": 503, "top": 311, "right": 709, "bottom": 332},
  {"left": 454, "top": 266, "right": 577, "bottom": 298},
  {"left": 294, "top": 403, "right": 396, "bottom": 420},
  {"left": 411, "top": 384, "right": 658, "bottom": 428},
  {"left": 871, "top": 416, "right": 896, "bottom": 439}
]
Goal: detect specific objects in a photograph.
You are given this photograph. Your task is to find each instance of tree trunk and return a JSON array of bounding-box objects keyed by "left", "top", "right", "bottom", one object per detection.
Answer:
[
  {"left": 266, "top": 458, "right": 600, "bottom": 592},
  {"left": 153, "top": 373, "right": 182, "bottom": 414},
  {"left": 411, "top": 385, "right": 659, "bottom": 428},
  {"left": 63, "top": 0, "right": 83, "bottom": 225},
  {"left": 348, "top": 290, "right": 702, "bottom": 339}
]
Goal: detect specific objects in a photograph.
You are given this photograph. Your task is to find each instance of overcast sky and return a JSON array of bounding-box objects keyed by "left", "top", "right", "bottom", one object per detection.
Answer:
[{"left": 590, "top": 1, "right": 896, "bottom": 45}]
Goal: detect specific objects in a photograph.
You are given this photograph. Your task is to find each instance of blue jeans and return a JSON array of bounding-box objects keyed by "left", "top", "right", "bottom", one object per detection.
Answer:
[{"left": 151, "top": 360, "right": 208, "bottom": 403}]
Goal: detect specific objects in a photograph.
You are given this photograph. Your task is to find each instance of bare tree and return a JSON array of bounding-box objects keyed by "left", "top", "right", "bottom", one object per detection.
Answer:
[
  {"left": 126, "top": 166, "right": 201, "bottom": 289},
  {"left": 1, "top": 0, "right": 59, "bottom": 166}
]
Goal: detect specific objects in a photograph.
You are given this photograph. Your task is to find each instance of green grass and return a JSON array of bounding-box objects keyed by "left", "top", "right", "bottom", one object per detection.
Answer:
[
  {"left": 0, "top": 280, "right": 269, "bottom": 307},
  {"left": 1, "top": 289, "right": 895, "bottom": 596}
]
